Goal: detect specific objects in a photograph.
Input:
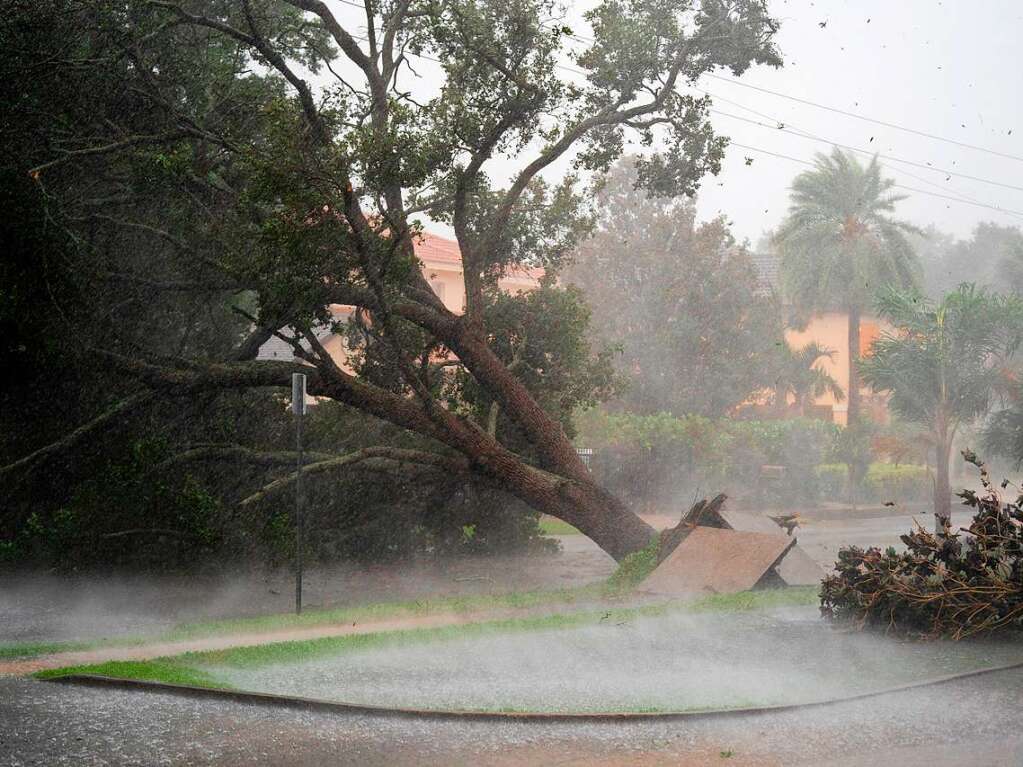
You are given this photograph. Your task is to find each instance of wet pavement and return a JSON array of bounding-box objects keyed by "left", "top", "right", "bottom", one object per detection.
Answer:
[
  {"left": 5, "top": 512, "right": 1023, "bottom": 765},
  {"left": 2, "top": 669, "right": 1023, "bottom": 766}
]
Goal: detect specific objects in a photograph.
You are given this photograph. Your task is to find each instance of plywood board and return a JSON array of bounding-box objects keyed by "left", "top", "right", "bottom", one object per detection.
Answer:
[
  {"left": 715, "top": 509, "right": 787, "bottom": 535},
  {"left": 640, "top": 527, "right": 795, "bottom": 596},
  {"left": 773, "top": 543, "right": 825, "bottom": 586}
]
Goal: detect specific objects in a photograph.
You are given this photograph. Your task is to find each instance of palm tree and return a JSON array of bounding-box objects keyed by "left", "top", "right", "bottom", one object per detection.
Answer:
[
  {"left": 774, "top": 148, "right": 921, "bottom": 427},
  {"left": 772, "top": 341, "right": 845, "bottom": 416},
  {"left": 861, "top": 284, "right": 1023, "bottom": 530}
]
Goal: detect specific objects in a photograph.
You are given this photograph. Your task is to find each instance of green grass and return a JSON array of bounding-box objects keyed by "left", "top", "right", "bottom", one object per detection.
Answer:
[
  {"left": 0, "top": 640, "right": 96, "bottom": 660},
  {"left": 162, "top": 585, "right": 606, "bottom": 641},
  {"left": 36, "top": 586, "right": 818, "bottom": 684},
  {"left": 538, "top": 517, "right": 581, "bottom": 535},
  {"left": 35, "top": 659, "right": 226, "bottom": 688},
  {"left": 603, "top": 533, "right": 661, "bottom": 595}
]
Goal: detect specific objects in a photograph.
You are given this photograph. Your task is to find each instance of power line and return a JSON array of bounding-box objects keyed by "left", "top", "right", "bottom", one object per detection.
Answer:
[
  {"left": 727, "top": 142, "right": 1023, "bottom": 218},
  {"left": 709, "top": 108, "right": 1023, "bottom": 194},
  {"left": 704, "top": 73, "right": 1023, "bottom": 164},
  {"left": 335, "top": 3, "right": 1023, "bottom": 165},
  {"left": 697, "top": 87, "right": 1007, "bottom": 213},
  {"left": 322, "top": 10, "right": 1023, "bottom": 218}
]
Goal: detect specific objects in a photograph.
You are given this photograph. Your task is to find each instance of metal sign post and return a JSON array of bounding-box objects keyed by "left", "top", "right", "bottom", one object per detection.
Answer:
[{"left": 292, "top": 373, "right": 307, "bottom": 615}]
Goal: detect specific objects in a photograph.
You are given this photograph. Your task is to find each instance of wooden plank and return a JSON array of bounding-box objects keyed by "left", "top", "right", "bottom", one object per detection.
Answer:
[
  {"left": 716, "top": 508, "right": 787, "bottom": 536},
  {"left": 640, "top": 528, "right": 795, "bottom": 596},
  {"left": 773, "top": 544, "right": 825, "bottom": 586}
]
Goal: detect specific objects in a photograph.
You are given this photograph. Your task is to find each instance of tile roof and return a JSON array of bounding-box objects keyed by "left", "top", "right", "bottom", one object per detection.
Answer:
[
  {"left": 415, "top": 231, "right": 463, "bottom": 265},
  {"left": 415, "top": 231, "right": 545, "bottom": 280}
]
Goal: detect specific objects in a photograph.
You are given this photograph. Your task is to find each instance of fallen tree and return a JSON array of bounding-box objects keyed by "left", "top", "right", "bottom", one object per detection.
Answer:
[{"left": 3, "top": 0, "right": 780, "bottom": 562}]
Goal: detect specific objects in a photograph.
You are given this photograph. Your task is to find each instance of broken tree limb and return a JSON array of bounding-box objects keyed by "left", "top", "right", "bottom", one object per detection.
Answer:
[
  {"left": 656, "top": 493, "right": 728, "bottom": 564},
  {"left": 238, "top": 447, "right": 471, "bottom": 506},
  {"left": 0, "top": 391, "right": 155, "bottom": 479}
]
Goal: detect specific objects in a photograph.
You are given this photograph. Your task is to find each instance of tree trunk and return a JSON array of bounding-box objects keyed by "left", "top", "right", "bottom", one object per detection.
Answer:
[
  {"left": 934, "top": 433, "right": 953, "bottom": 534},
  {"left": 846, "top": 305, "right": 861, "bottom": 426},
  {"left": 535, "top": 480, "right": 658, "bottom": 562}
]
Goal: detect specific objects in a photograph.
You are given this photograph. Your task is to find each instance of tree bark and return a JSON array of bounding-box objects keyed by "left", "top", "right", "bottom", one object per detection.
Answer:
[
  {"left": 934, "top": 433, "right": 953, "bottom": 533},
  {"left": 846, "top": 305, "right": 861, "bottom": 426}
]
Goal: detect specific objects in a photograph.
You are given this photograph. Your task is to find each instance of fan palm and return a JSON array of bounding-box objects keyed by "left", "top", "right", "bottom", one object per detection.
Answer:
[
  {"left": 861, "top": 284, "right": 1023, "bottom": 528},
  {"left": 774, "top": 148, "right": 921, "bottom": 426}
]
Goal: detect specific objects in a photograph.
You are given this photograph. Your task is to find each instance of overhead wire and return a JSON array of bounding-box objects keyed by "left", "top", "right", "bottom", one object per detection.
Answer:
[
  {"left": 726, "top": 142, "right": 1023, "bottom": 218},
  {"left": 703, "top": 73, "right": 1023, "bottom": 164}
]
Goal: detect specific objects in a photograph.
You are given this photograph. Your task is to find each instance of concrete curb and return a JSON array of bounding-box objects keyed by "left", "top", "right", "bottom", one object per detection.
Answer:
[{"left": 46, "top": 660, "right": 1023, "bottom": 723}]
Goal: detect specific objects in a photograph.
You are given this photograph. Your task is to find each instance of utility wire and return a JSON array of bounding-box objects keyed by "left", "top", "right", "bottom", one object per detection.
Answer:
[
  {"left": 703, "top": 73, "right": 1023, "bottom": 164},
  {"left": 709, "top": 108, "right": 1023, "bottom": 195},
  {"left": 697, "top": 87, "right": 1006, "bottom": 212},
  {"left": 727, "top": 142, "right": 1023, "bottom": 218},
  {"left": 336, "top": 1, "right": 1022, "bottom": 164}
]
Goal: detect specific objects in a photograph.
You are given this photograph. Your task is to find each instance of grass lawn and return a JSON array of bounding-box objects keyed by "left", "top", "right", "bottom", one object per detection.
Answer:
[
  {"left": 538, "top": 516, "right": 581, "bottom": 535},
  {"left": 0, "top": 640, "right": 97, "bottom": 661},
  {"left": 35, "top": 586, "right": 818, "bottom": 688}
]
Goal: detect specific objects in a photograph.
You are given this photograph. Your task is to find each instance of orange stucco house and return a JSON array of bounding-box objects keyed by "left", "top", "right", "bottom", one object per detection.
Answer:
[
  {"left": 752, "top": 253, "right": 890, "bottom": 425},
  {"left": 257, "top": 232, "right": 542, "bottom": 367}
]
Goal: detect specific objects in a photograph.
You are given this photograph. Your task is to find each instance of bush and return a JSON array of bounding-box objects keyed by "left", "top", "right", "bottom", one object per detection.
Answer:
[
  {"left": 603, "top": 533, "right": 661, "bottom": 595},
  {"left": 1, "top": 436, "right": 225, "bottom": 570},
  {"left": 576, "top": 409, "right": 840, "bottom": 510},
  {"left": 816, "top": 462, "right": 931, "bottom": 504},
  {"left": 821, "top": 460, "right": 1023, "bottom": 639}
]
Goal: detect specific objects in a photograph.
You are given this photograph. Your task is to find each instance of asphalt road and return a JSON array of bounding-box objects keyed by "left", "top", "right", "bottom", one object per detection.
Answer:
[
  {"left": 3, "top": 670, "right": 1023, "bottom": 766},
  {"left": 794, "top": 508, "right": 976, "bottom": 567}
]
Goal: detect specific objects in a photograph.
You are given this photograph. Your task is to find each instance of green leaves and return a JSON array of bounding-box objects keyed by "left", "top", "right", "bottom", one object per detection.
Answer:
[
  {"left": 861, "top": 284, "right": 1023, "bottom": 427},
  {"left": 775, "top": 147, "right": 921, "bottom": 314}
]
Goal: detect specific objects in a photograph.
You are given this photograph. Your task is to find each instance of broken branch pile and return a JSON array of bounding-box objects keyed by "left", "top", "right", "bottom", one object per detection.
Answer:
[{"left": 821, "top": 457, "right": 1023, "bottom": 639}]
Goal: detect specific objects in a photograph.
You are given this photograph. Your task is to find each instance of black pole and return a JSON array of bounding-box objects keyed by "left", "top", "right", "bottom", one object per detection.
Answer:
[{"left": 292, "top": 373, "right": 305, "bottom": 615}]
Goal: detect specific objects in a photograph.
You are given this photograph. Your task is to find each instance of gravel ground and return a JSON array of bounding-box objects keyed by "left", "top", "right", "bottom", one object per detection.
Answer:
[{"left": 3, "top": 669, "right": 1023, "bottom": 766}]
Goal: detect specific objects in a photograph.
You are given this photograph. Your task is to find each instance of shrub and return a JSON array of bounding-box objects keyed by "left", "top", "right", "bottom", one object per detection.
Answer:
[
  {"left": 604, "top": 533, "right": 661, "bottom": 595},
  {"left": 576, "top": 409, "right": 839, "bottom": 510},
  {"left": 815, "top": 462, "right": 931, "bottom": 504},
  {"left": 821, "top": 460, "right": 1023, "bottom": 639}
]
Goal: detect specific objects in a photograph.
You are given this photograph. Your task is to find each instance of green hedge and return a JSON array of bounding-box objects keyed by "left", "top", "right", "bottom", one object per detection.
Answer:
[
  {"left": 575, "top": 410, "right": 840, "bottom": 509},
  {"left": 575, "top": 409, "right": 931, "bottom": 509},
  {"left": 816, "top": 462, "right": 931, "bottom": 503}
]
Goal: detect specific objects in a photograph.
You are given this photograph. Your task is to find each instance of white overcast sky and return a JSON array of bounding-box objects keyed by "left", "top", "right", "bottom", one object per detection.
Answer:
[{"left": 319, "top": 0, "right": 1023, "bottom": 245}]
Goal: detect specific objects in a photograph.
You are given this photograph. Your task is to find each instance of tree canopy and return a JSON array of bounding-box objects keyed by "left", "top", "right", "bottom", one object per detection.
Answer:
[
  {"left": 861, "top": 284, "right": 1023, "bottom": 524},
  {"left": 568, "top": 157, "right": 780, "bottom": 417}
]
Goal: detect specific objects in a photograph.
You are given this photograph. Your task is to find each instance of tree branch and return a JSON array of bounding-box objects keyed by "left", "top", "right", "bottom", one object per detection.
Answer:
[
  {"left": 0, "top": 391, "right": 155, "bottom": 479},
  {"left": 239, "top": 446, "right": 470, "bottom": 505}
]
